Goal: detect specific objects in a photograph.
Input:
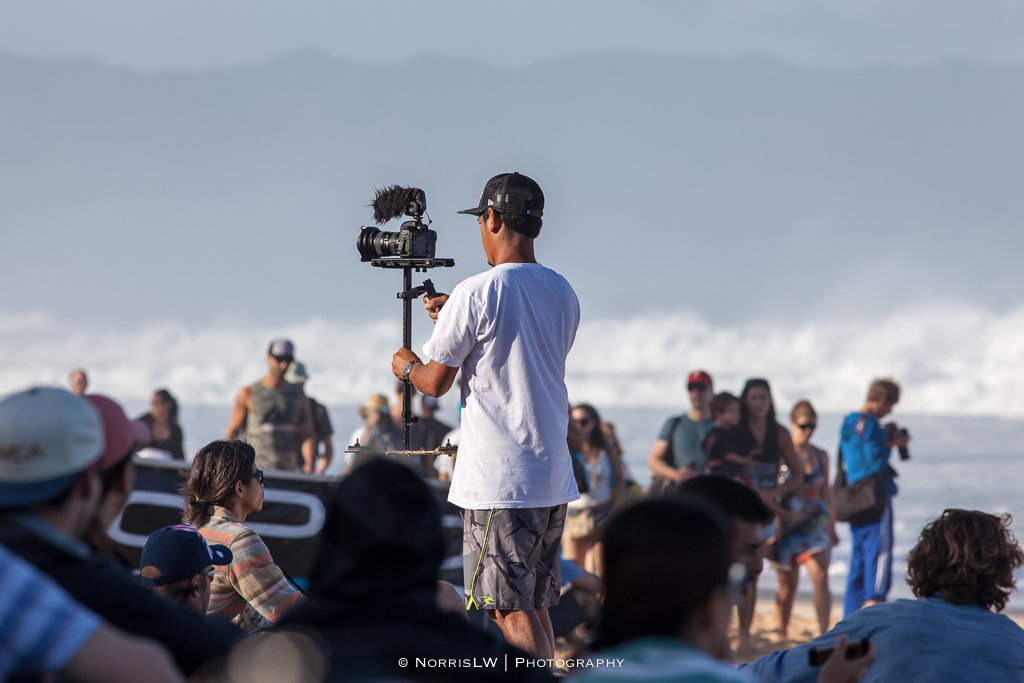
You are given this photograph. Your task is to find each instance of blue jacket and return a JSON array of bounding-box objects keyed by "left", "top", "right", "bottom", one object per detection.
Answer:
[
  {"left": 839, "top": 412, "right": 896, "bottom": 496},
  {"left": 740, "top": 597, "right": 1024, "bottom": 683}
]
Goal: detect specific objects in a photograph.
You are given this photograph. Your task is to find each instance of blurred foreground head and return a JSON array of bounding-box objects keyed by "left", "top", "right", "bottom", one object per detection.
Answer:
[
  {"left": 594, "top": 498, "right": 733, "bottom": 655},
  {"left": 908, "top": 509, "right": 1024, "bottom": 612},
  {"left": 310, "top": 459, "right": 443, "bottom": 600}
]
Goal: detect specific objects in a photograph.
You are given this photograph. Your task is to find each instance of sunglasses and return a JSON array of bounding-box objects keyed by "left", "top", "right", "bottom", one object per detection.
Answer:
[
  {"left": 196, "top": 568, "right": 217, "bottom": 579},
  {"left": 574, "top": 417, "right": 593, "bottom": 426},
  {"left": 242, "top": 469, "right": 264, "bottom": 486},
  {"left": 796, "top": 423, "right": 817, "bottom": 431}
]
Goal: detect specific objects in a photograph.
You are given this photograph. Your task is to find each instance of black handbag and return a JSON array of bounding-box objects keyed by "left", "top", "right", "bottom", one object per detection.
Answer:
[{"left": 833, "top": 445, "right": 887, "bottom": 525}]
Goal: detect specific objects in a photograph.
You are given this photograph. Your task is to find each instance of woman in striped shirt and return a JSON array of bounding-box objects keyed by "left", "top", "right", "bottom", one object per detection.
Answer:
[{"left": 180, "top": 440, "right": 304, "bottom": 632}]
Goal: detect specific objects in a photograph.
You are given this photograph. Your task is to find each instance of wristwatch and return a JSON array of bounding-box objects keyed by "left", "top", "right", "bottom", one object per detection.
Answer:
[{"left": 403, "top": 359, "right": 422, "bottom": 381}]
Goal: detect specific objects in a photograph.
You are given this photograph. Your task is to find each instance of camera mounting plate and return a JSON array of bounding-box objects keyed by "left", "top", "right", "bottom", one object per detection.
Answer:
[{"left": 369, "top": 258, "right": 455, "bottom": 269}]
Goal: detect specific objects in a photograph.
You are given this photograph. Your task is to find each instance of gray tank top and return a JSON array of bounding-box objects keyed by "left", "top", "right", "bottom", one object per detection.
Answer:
[{"left": 246, "top": 380, "right": 301, "bottom": 471}]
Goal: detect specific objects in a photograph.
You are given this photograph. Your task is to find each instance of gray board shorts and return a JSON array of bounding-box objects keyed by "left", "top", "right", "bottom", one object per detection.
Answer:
[{"left": 463, "top": 504, "right": 567, "bottom": 612}]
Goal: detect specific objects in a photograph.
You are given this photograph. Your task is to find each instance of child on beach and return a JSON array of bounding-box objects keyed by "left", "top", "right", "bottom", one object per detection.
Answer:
[{"left": 703, "top": 392, "right": 756, "bottom": 482}]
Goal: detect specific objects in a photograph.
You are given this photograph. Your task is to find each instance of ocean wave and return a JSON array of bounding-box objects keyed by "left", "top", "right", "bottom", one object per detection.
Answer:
[{"left": 3, "top": 304, "right": 1024, "bottom": 416}]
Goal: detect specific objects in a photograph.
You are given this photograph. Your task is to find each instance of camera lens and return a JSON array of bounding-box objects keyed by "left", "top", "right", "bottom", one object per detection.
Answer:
[{"left": 356, "top": 227, "right": 402, "bottom": 262}]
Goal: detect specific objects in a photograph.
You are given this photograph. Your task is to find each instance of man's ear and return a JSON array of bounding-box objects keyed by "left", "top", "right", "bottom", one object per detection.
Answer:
[{"left": 485, "top": 208, "right": 503, "bottom": 234}]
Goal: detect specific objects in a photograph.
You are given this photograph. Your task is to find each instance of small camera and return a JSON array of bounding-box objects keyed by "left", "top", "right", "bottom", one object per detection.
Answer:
[{"left": 356, "top": 186, "right": 441, "bottom": 265}]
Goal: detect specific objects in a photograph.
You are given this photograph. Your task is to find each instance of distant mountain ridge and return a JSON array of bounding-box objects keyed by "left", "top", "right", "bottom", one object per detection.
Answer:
[{"left": 1, "top": 50, "right": 1022, "bottom": 327}]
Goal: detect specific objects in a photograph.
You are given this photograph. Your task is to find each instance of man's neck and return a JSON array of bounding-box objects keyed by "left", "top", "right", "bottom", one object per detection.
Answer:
[
  {"left": 31, "top": 505, "right": 81, "bottom": 539},
  {"left": 262, "top": 374, "right": 285, "bottom": 390},
  {"left": 860, "top": 402, "right": 884, "bottom": 418},
  {"left": 688, "top": 407, "right": 711, "bottom": 422},
  {"left": 490, "top": 234, "right": 537, "bottom": 266}
]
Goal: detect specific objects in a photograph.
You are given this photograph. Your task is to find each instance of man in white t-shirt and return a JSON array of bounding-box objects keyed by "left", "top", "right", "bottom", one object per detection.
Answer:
[{"left": 391, "top": 172, "right": 580, "bottom": 658}]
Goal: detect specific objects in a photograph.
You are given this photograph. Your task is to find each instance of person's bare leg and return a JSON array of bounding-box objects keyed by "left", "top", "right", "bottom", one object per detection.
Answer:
[
  {"left": 805, "top": 552, "right": 833, "bottom": 635},
  {"left": 775, "top": 566, "right": 800, "bottom": 639},
  {"left": 589, "top": 540, "right": 604, "bottom": 579},
  {"left": 737, "top": 574, "right": 758, "bottom": 647},
  {"left": 488, "top": 609, "right": 552, "bottom": 658},
  {"left": 563, "top": 537, "right": 588, "bottom": 564},
  {"left": 537, "top": 607, "right": 555, "bottom": 657}
]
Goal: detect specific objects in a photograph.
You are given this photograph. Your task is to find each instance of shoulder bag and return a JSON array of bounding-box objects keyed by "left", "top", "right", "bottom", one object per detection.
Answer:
[{"left": 833, "top": 445, "right": 887, "bottom": 525}]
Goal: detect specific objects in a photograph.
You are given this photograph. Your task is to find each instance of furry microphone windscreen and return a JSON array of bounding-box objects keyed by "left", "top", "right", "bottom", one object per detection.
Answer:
[{"left": 371, "top": 185, "right": 422, "bottom": 225}]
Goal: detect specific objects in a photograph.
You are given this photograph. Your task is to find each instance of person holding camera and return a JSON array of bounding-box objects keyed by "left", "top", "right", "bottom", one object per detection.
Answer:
[
  {"left": 391, "top": 172, "right": 580, "bottom": 659},
  {"left": 839, "top": 378, "right": 910, "bottom": 617}
]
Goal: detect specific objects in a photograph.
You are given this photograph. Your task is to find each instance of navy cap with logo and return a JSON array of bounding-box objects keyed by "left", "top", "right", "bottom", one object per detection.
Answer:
[
  {"left": 457, "top": 172, "right": 544, "bottom": 218},
  {"left": 140, "top": 524, "right": 232, "bottom": 587}
]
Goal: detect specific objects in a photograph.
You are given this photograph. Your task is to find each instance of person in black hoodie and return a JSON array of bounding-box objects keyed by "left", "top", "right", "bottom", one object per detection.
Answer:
[{"left": 275, "top": 459, "right": 554, "bottom": 682}]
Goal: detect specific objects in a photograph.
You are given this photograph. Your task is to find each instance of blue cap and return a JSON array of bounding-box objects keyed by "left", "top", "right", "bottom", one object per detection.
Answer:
[{"left": 140, "top": 525, "right": 232, "bottom": 586}]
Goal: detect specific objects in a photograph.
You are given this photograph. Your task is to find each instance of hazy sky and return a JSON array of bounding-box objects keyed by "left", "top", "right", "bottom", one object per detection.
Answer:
[{"left": 3, "top": 1, "right": 1024, "bottom": 70}]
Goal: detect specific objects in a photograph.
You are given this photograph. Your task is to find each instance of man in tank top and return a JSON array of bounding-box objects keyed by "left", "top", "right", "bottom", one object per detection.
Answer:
[{"left": 225, "top": 338, "right": 313, "bottom": 471}]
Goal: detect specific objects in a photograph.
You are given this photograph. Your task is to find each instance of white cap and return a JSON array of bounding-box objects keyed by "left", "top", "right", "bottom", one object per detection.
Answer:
[{"left": 0, "top": 387, "right": 104, "bottom": 506}]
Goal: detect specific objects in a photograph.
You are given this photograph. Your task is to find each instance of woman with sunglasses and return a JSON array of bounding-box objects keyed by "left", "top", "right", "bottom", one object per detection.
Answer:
[
  {"left": 564, "top": 404, "right": 627, "bottom": 578},
  {"left": 181, "top": 440, "right": 304, "bottom": 632},
  {"left": 774, "top": 400, "right": 839, "bottom": 639}
]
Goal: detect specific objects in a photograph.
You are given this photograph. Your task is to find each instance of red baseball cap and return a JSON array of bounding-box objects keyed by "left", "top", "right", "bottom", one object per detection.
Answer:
[
  {"left": 687, "top": 370, "right": 713, "bottom": 390},
  {"left": 85, "top": 395, "right": 152, "bottom": 470}
]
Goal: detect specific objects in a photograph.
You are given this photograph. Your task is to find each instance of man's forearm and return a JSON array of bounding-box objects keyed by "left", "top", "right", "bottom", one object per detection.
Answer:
[{"left": 409, "top": 360, "right": 458, "bottom": 397}]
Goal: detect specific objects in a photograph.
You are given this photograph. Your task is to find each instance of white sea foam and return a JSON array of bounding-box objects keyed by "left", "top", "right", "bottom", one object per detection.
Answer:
[{"left": 4, "top": 304, "right": 1024, "bottom": 416}]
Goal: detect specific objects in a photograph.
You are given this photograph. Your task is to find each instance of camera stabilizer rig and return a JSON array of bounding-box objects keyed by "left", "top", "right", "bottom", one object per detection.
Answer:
[{"left": 350, "top": 186, "right": 455, "bottom": 455}]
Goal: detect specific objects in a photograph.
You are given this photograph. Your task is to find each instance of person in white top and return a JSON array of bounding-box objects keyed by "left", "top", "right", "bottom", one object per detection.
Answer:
[
  {"left": 391, "top": 172, "right": 580, "bottom": 659},
  {"left": 564, "top": 403, "right": 627, "bottom": 580}
]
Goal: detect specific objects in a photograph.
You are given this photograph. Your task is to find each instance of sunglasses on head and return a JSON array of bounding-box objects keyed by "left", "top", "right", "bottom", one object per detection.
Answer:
[
  {"left": 797, "top": 423, "right": 817, "bottom": 431},
  {"left": 242, "top": 469, "right": 264, "bottom": 486}
]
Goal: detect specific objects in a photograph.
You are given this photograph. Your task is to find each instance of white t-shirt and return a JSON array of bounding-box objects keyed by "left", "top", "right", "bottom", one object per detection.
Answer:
[
  {"left": 423, "top": 262, "right": 581, "bottom": 509},
  {"left": 434, "top": 426, "right": 460, "bottom": 479}
]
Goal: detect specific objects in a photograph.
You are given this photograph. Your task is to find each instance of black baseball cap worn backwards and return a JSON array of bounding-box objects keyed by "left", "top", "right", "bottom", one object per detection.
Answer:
[
  {"left": 140, "top": 524, "right": 232, "bottom": 586},
  {"left": 457, "top": 172, "right": 544, "bottom": 218}
]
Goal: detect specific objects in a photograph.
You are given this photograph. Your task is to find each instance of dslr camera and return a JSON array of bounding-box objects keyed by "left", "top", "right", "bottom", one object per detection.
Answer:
[
  {"left": 884, "top": 422, "right": 911, "bottom": 461},
  {"left": 357, "top": 186, "right": 450, "bottom": 267}
]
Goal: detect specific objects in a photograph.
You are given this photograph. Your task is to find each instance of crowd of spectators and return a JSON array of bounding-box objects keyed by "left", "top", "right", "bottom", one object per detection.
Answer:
[{"left": 0, "top": 363, "right": 1021, "bottom": 682}]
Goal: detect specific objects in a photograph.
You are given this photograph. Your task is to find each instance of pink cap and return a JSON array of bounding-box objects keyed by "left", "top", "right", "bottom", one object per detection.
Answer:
[
  {"left": 687, "top": 370, "right": 713, "bottom": 389},
  {"left": 85, "top": 395, "right": 150, "bottom": 470}
]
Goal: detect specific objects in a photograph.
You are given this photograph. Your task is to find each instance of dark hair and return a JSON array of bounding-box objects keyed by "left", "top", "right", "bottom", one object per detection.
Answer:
[
  {"left": 100, "top": 453, "right": 132, "bottom": 495},
  {"left": 867, "top": 378, "right": 901, "bottom": 405},
  {"left": 153, "top": 389, "right": 179, "bottom": 424},
  {"left": 179, "top": 440, "right": 256, "bottom": 527},
  {"left": 790, "top": 399, "right": 817, "bottom": 423},
  {"left": 309, "top": 459, "right": 443, "bottom": 601},
  {"left": 739, "top": 378, "right": 778, "bottom": 448},
  {"left": 710, "top": 392, "right": 740, "bottom": 416},
  {"left": 907, "top": 509, "right": 1024, "bottom": 612},
  {"left": 495, "top": 209, "right": 543, "bottom": 239},
  {"left": 573, "top": 403, "right": 608, "bottom": 450},
  {"left": 676, "top": 475, "right": 774, "bottom": 526},
  {"left": 593, "top": 498, "right": 731, "bottom": 650}
]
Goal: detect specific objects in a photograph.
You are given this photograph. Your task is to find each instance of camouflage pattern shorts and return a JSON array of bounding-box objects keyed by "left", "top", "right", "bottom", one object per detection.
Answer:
[{"left": 463, "top": 504, "right": 567, "bottom": 612}]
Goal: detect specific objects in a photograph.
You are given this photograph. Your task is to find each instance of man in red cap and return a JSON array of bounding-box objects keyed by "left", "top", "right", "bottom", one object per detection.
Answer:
[{"left": 647, "top": 370, "right": 715, "bottom": 494}]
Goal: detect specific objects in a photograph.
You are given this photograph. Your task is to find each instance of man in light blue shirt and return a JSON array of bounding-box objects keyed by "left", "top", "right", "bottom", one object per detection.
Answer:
[
  {"left": 742, "top": 509, "right": 1024, "bottom": 683},
  {"left": 838, "top": 378, "right": 909, "bottom": 616}
]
